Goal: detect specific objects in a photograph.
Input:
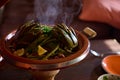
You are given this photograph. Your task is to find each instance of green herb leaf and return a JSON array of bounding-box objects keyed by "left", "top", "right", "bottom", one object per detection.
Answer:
[{"left": 103, "top": 76, "right": 108, "bottom": 80}]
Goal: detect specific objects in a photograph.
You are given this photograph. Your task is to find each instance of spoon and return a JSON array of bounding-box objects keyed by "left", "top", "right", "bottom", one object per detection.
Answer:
[
  {"left": 102, "top": 55, "right": 120, "bottom": 76},
  {"left": 90, "top": 50, "right": 120, "bottom": 58}
]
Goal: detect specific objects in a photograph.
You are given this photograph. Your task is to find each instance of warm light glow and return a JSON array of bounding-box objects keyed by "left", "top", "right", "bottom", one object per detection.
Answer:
[
  {"left": 0, "top": 56, "right": 3, "bottom": 62},
  {"left": 103, "top": 39, "right": 120, "bottom": 53}
]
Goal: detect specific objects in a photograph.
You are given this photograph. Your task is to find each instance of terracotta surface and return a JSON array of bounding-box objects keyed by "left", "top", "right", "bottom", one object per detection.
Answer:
[
  {"left": 0, "top": 30, "right": 90, "bottom": 70},
  {"left": 102, "top": 55, "right": 120, "bottom": 76}
]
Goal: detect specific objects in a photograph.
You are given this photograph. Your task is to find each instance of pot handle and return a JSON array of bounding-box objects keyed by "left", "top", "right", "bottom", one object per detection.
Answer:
[{"left": 82, "top": 27, "right": 97, "bottom": 39}]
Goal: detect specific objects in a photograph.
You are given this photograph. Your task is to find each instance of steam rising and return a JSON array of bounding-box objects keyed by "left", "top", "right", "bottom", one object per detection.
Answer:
[{"left": 34, "top": 0, "right": 82, "bottom": 25}]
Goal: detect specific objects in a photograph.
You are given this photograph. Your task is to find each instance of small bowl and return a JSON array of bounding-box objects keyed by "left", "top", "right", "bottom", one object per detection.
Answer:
[
  {"left": 102, "top": 55, "right": 120, "bottom": 76},
  {"left": 97, "top": 74, "right": 120, "bottom": 80}
]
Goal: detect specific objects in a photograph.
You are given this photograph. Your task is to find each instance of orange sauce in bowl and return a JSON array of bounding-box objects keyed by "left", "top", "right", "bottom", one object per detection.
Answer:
[{"left": 102, "top": 55, "right": 120, "bottom": 76}]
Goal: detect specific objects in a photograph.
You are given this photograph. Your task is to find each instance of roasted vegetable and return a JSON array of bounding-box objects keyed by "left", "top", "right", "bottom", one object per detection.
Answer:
[
  {"left": 54, "top": 23, "right": 78, "bottom": 52},
  {"left": 8, "top": 20, "right": 79, "bottom": 60}
]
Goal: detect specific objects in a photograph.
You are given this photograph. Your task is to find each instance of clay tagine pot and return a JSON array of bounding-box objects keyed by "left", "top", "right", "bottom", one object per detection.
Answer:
[{"left": 0, "top": 29, "right": 90, "bottom": 80}]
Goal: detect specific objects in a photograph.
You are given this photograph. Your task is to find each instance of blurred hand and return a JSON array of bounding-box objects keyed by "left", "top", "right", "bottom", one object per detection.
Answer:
[{"left": 79, "top": 0, "right": 120, "bottom": 29}]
